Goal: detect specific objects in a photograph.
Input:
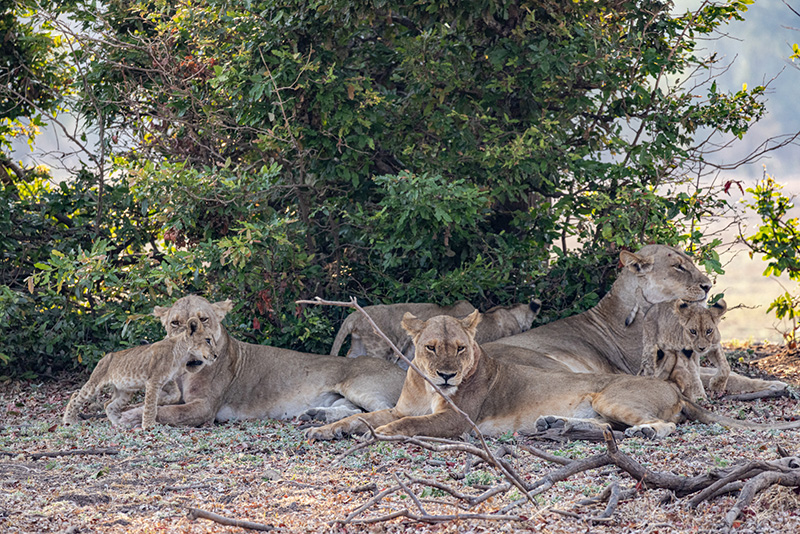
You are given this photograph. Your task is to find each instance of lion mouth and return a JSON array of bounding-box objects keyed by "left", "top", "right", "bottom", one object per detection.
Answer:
[{"left": 185, "top": 360, "right": 206, "bottom": 373}]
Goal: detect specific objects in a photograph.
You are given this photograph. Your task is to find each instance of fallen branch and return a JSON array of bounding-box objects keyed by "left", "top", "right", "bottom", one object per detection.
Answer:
[
  {"left": 0, "top": 448, "right": 120, "bottom": 459},
  {"left": 187, "top": 507, "right": 273, "bottom": 531}
]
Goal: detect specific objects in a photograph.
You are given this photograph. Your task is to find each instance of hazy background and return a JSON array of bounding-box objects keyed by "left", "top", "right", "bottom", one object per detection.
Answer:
[
  {"left": 10, "top": 0, "right": 800, "bottom": 343},
  {"left": 673, "top": 0, "right": 800, "bottom": 343}
]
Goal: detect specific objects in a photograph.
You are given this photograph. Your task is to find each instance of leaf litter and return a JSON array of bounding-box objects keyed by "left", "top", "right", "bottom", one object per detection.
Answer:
[{"left": 1, "top": 348, "right": 800, "bottom": 533}]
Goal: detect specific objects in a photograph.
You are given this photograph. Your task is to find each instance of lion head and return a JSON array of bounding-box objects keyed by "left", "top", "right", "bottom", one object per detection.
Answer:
[
  {"left": 674, "top": 299, "right": 726, "bottom": 356},
  {"left": 154, "top": 295, "right": 233, "bottom": 342},
  {"left": 182, "top": 316, "right": 219, "bottom": 373},
  {"left": 401, "top": 310, "right": 482, "bottom": 394},
  {"left": 620, "top": 245, "right": 712, "bottom": 304}
]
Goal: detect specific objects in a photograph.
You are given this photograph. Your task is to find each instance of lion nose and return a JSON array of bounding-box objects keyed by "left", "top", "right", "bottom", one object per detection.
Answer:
[
  {"left": 437, "top": 371, "right": 456, "bottom": 383},
  {"left": 700, "top": 282, "right": 711, "bottom": 294}
]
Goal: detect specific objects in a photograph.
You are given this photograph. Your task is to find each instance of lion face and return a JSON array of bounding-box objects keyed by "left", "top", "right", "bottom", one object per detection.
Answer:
[
  {"left": 182, "top": 316, "right": 219, "bottom": 373},
  {"left": 154, "top": 295, "right": 233, "bottom": 342},
  {"left": 675, "top": 299, "right": 726, "bottom": 356},
  {"left": 620, "top": 245, "right": 712, "bottom": 304},
  {"left": 401, "top": 311, "right": 482, "bottom": 394}
]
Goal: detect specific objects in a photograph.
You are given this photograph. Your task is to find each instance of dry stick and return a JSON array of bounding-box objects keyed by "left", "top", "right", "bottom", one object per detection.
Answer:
[
  {"left": 0, "top": 448, "right": 120, "bottom": 459},
  {"left": 187, "top": 507, "right": 273, "bottom": 531},
  {"left": 724, "top": 470, "right": 800, "bottom": 530},
  {"left": 297, "top": 297, "right": 534, "bottom": 503},
  {"left": 597, "top": 481, "right": 622, "bottom": 519},
  {"left": 346, "top": 509, "right": 523, "bottom": 525},
  {"left": 393, "top": 473, "right": 427, "bottom": 516},
  {"left": 335, "top": 484, "right": 403, "bottom": 525},
  {"left": 688, "top": 456, "right": 800, "bottom": 508}
]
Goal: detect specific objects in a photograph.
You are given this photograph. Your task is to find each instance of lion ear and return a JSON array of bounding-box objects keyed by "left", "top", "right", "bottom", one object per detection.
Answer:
[
  {"left": 460, "top": 309, "right": 482, "bottom": 338},
  {"left": 620, "top": 250, "right": 654, "bottom": 275},
  {"left": 709, "top": 299, "right": 727, "bottom": 320},
  {"left": 401, "top": 312, "right": 426, "bottom": 337},
  {"left": 153, "top": 305, "right": 169, "bottom": 319},
  {"left": 211, "top": 299, "right": 234, "bottom": 320},
  {"left": 673, "top": 299, "right": 692, "bottom": 320}
]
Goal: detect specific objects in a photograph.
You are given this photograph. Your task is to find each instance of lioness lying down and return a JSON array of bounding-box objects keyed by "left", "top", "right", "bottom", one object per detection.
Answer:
[
  {"left": 483, "top": 244, "right": 787, "bottom": 397},
  {"left": 330, "top": 299, "right": 541, "bottom": 369},
  {"left": 117, "top": 295, "right": 406, "bottom": 428},
  {"left": 307, "top": 312, "right": 800, "bottom": 440},
  {"left": 63, "top": 317, "right": 217, "bottom": 429}
]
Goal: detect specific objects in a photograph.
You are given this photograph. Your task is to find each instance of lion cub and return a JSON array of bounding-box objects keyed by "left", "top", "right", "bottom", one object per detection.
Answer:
[
  {"left": 330, "top": 299, "right": 541, "bottom": 368},
  {"left": 62, "top": 318, "right": 217, "bottom": 429},
  {"left": 639, "top": 299, "right": 729, "bottom": 400}
]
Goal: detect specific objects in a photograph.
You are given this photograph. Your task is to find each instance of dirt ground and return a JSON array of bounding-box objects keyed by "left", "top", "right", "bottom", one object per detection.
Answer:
[{"left": 2, "top": 346, "right": 800, "bottom": 534}]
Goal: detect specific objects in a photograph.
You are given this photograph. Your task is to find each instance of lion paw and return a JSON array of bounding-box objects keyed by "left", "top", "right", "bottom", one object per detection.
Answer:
[
  {"left": 116, "top": 408, "right": 143, "bottom": 429},
  {"left": 305, "top": 424, "right": 348, "bottom": 441},
  {"left": 298, "top": 405, "right": 361, "bottom": 424},
  {"left": 535, "top": 415, "right": 567, "bottom": 432},
  {"left": 625, "top": 425, "right": 656, "bottom": 439}
]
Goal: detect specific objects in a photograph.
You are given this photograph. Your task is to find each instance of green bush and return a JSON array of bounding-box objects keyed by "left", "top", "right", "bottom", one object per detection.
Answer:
[{"left": 1, "top": 0, "right": 768, "bottom": 377}]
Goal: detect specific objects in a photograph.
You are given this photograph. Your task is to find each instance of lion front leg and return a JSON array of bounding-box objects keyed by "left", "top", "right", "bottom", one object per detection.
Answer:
[
  {"left": 306, "top": 409, "right": 399, "bottom": 440},
  {"left": 704, "top": 346, "right": 730, "bottom": 396},
  {"left": 141, "top": 378, "right": 167, "bottom": 430},
  {"left": 373, "top": 411, "right": 473, "bottom": 439}
]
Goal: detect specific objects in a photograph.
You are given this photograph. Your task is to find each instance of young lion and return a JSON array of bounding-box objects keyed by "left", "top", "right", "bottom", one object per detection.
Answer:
[
  {"left": 639, "top": 299, "right": 729, "bottom": 400},
  {"left": 307, "top": 311, "right": 799, "bottom": 441},
  {"left": 330, "top": 299, "right": 541, "bottom": 368},
  {"left": 62, "top": 318, "right": 217, "bottom": 429}
]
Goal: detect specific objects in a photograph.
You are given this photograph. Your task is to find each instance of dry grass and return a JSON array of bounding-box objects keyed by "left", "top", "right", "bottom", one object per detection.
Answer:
[{"left": 1, "top": 365, "right": 799, "bottom": 533}]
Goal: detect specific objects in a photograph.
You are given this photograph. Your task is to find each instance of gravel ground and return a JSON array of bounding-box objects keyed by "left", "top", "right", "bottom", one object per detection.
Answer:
[{"left": 1, "top": 353, "right": 799, "bottom": 534}]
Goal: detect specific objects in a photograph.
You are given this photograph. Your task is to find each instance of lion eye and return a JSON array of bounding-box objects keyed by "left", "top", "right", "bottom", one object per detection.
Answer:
[
  {"left": 425, "top": 345, "right": 436, "bottom": 353},
  {"left": 456, "top": 346, "right": 466, "bottom": 354},
  {"left": 689, "top": 329, "right": 697, "bottom": 336},
  {"left": 706, "top": 329, "right": 713, "bottom": 336},
  {"left": 205, "top": 338, "right": 212, "bottom": 345},
  {"left": 171, "top": 320, "right": 181, "bottom": 327},
  {"left": 199, "top": 316, "right": 209, "bottom": 323},
  {"left": 674, "top": 264, "right": 686, "bottom": 273}
]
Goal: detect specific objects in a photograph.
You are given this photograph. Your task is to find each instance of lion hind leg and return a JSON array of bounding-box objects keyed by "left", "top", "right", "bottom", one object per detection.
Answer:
[
  {"left": 534, "top": 415, "right": 610, "bottom": 434},
  {"left": 298, "top": 398, "right": 362, "bottom": 424},
  {"left": 159, "top": 380, "right": 182, "bottom": 405},
  {"left": 703, "top": 369, "right": 787, "bottom": 398},
  {"left": 624, "top": 421, "right": 677, "bottom": 439},
  {"left": 105, "top": 388, "right": 135, "bottom": 427},
  {"left": 589, "top": 387, "right": 681, "bottom": 439},
  {"left": 62, "top": 379, "right": 105, "bottom": 425}
]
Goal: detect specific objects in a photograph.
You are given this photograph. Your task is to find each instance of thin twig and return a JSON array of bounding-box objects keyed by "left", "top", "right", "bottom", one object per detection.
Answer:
[
  {"left": 187, "top": 507, "right": 273, "bottom": 531},
  {"left": 297, "top": 296, "right": 534, "bottom": 503},
  {"left": 1, "top": 448, "right": 120, "bottom": 459}
]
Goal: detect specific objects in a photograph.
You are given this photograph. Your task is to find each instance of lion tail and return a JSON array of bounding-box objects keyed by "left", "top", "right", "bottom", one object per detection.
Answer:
[
  {"left": 330, "top": 312, "right": 357, "bottom": 356},
  {"left": 681, "top": 398, "right": 800, "bottom": 431}
]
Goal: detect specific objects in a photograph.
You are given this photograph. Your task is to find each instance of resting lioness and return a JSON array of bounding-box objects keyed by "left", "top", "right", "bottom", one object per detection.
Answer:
[
  {"left": 330, "top": 299, "right": 541, "bottom": 369},
  {"left": 483, "top": 244, "right": 786, "bottom": 397},
  {"left": 116, "top": 295, "right": 406, "bottom": 427},
  {"left": 63, "top": 317, "right": 217, "bottom": 429},
  {"left": 639, "top": 299, "right": 730, "bottom": 400},
  {"left": 307, "top": 312, "right": 800, "bottom": 440}
]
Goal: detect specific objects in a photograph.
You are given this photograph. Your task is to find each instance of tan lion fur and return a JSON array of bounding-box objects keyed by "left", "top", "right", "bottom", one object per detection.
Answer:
[
  {"left": 639, "top": 298, "right": 729, "bottom": 400},
  {"left": 115, "top": 295, "right": 407, "bottom": 428},
  {"left": 482, "top": 245, "right": 786, "bottom": 397},
  {"left": 329, "top": 299, "right": 541, "bottom": 368},
  {"left": 62, "top": 317, "right": 217, "bottom": 429},
  {"left": 307, "top": 312, "right": 800, "bottom": 440}
]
